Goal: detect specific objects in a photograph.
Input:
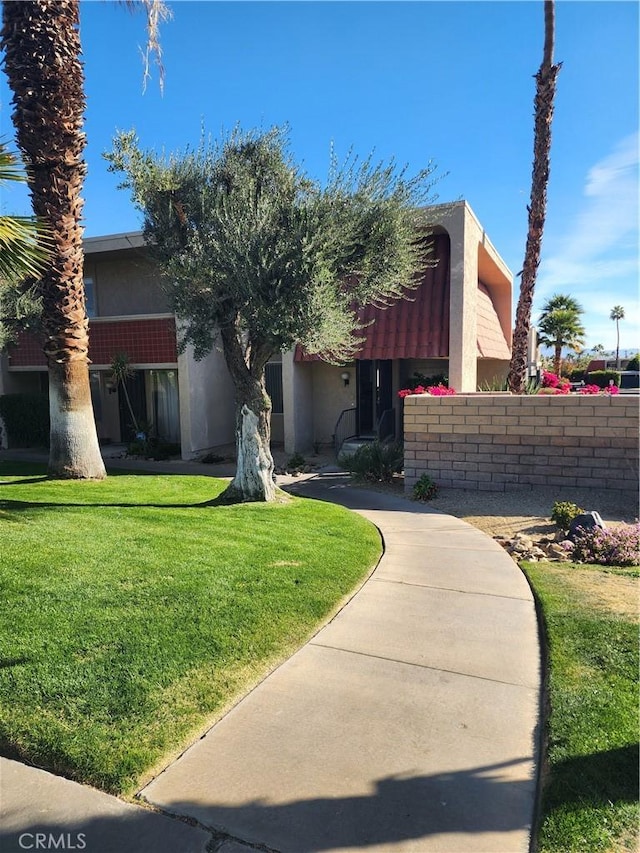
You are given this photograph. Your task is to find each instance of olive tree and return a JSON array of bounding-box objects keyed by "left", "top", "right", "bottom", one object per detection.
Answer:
[{"left": 107, "top": 127, "right": 439, "bottom": 502}]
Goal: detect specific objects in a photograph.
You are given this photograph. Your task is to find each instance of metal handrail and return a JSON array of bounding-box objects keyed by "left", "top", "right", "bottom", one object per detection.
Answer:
[
  {"left": 376, "top": 407, "right": 395, "bottom": 443},
  {"left": 334, "top": 407, "right": 357, "bottom": 453}
]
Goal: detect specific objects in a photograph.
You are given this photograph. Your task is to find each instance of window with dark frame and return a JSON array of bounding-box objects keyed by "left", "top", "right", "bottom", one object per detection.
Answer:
[
  {"left": 265, "top": 362, "right": 283, "bottom": 414},
  {"left": 84, "top": 277, "right": 96, "bottom": 318}
]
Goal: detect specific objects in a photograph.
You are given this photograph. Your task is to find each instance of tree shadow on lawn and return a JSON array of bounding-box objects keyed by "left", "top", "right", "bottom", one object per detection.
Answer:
[
  {"left": 0, "top": 476, "right": 49, "bottom": 486},
  {"left": 0, "top": 465, "right": 228, "bottom": 511},
  {"left": 544, "top": 743, "right": 639, "bottom": 810},
  {"left": 0, "top": 497, "right": 221, "bottom": 511}
]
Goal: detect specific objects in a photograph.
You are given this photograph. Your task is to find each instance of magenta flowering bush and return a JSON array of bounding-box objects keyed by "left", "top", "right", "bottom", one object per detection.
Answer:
[
  {"left": 540, "top": 372, "right": 620, "bottom": 396},
  {"left": 398, "top": 384, "right": 456, "bottom": 398},
  {"left": 577, "top": 383, "right": 619, "bottom": 395},
  {"left": 568, "top": 523, "right": 640, "bottom": 567},
  {"left": 427, "top": 384, "right": 456, "bottom": 396},
  {"left": 540, "top": 371, "right": 571, "bottom": 394}
]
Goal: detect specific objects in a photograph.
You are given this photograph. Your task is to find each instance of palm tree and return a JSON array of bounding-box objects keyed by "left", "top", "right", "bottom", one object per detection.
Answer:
[
  {"left": 1, "top": 0, "right": 168, "bottom": 478},
  {"left": 537, "top": 294, "right": 586, "bottom": 376},
  {"left": 1, "top": 0, "right": 106, "bottom": 478},
  {"left": 110, "top": 352, "right": 141, "bottom": 436},
  {"left": 610, "top": 305, "right": 625, "bottom": 369},
  {"left": 507, "top": 0, "right": 562, "bottom": 393}
]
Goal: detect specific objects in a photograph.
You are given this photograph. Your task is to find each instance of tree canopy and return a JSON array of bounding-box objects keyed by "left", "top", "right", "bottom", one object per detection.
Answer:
[{"left": 107, "top": 126, "right": 439, "bottom": 365}]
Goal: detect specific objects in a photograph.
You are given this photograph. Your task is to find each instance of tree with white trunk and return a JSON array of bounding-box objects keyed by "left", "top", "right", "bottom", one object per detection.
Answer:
[{"left": 107, "top": 126, "right": 440, "bottom": 502}]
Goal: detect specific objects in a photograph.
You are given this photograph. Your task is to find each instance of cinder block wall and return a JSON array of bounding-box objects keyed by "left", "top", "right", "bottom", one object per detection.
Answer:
[{"left": 404, "top": 394, "right": 639, "bottom": 493}]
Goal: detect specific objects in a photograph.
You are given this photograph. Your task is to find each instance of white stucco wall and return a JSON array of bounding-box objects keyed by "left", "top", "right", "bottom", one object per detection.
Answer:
[
  {"left": 178, "top": 340, "right": 236, "bottom": 458},
  {"left": 310, "top": 361, "right": 356, "bottom": 447},
  {"left": 282, "top": 352, "right": 314, "bottom": 453}
]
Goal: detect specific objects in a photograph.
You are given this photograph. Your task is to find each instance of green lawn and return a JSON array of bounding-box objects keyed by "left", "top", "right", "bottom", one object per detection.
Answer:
[
  {"left": 0, "top": 462, "right": 381, "bottom": 795},
  {"left": 522, "top": 561, "right": 639, "bottom": 853}
]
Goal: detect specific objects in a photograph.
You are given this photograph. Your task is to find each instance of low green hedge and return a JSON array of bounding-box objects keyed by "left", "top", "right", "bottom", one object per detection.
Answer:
[{"left": 586, "top": 370, "right": 621, "bottom": 388}]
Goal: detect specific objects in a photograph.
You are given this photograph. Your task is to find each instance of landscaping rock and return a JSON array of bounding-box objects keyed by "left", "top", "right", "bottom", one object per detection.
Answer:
[
  {"left": 568, "top": 511, "right": 606, "bottom": 542},
  {"left": 500, "top": 534, "right": 572, "bottom": 563}
]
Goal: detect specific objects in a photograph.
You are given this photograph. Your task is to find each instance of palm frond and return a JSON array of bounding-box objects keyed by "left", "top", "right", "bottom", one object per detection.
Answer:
[{"left": 0, "top": 143, "right": 50, "bottom": 280}]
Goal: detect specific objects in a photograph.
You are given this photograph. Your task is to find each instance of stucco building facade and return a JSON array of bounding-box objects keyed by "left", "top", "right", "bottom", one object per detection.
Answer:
[{"left": 0, "top": 201, "right": 513, "bottom": 457}]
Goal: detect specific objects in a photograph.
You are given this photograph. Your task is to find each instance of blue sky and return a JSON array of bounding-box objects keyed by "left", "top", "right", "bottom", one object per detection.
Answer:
[{"left": 1, "top": 0, "right": 638, "bottom": 353}]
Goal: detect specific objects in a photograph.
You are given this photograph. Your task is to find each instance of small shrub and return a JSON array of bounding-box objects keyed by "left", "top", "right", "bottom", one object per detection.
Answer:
[
  {"left": 341, "top": 440, "right": 403, "bottom": 483},
  {"left": 542, "top": 371, "right": 571, "bottom": 391},
  {"left": 200, "top": 451, "right": 226, "bottom": 464},
  {"left": 398, "top": 384, "right": 456, "bottom": 398},
  {"left": 586, "top": 369, "right": 621, "bottom": 388},
  {"left": 578, "top": 384, "right": 601, "bottom": 395},
  {"left": 568, "top": 523, "right": 640, "bottom": 567},
  {"left": 127, "top": 437, "right": 180, "bottom": 461},
  {"left": 412, "top": 474, "right": 438, "bottom": 501},
  {"left": 478, "top": 377, "right": 508, "bottom": 391},
  {"left": 0, "top": 393, "right": 49, "bottom": 448},
  {"left": 551, "top": 500, "right": 584, "bottom": 531},
  {"left": 287, "top": 452, "right": 306, "bottom": 470},
  {"left": 478, "top": 377, "right": 542, "bottom": 393},
  {"left": 564, "top": 368, "right": 586, "bottom": 381}
]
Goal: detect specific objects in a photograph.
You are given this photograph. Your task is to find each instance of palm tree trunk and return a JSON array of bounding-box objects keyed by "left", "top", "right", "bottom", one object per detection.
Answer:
[
  {"left": 508, "top": 0, "right": 561, "bottom": 393},
  {"left": 554, "top": 344, "right": 562, "bottom": 377},
  {"left": 1, "top": 0, "right": 105, "bottom": 478},
  {"left": 615, "top": 319, "right": 620, "bottom": 369}
]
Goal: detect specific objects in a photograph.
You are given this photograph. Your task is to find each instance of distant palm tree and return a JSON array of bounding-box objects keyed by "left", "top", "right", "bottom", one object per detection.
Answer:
[
  {"left": 538, "top": 294, "right": 586, "bottom": 376},
  {"left": 610, "top": 305, "right": 625, "bottom": 369},
  {"left": 508, "top": 0, "right": 562, "bottom": 392}
]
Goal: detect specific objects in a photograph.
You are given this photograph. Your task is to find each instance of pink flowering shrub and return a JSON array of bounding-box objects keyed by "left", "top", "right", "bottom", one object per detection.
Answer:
[
  {"left": 540, "top": 372, "right": 571, "bottom": 394},
  {"left": 538, "top": 372, "right": 619, "bottom": 396},
  {"left": 568, "top": 523, "right": 640, "bottom": 567},
  {"left": 574, "top": 382, "right": 619, "bottom": 396},
  {"left": 427, "top": 384, "right": 456, "bottom": 396},
  {"left": 398, "top": 384, "right": 456, "bottom": 398}
]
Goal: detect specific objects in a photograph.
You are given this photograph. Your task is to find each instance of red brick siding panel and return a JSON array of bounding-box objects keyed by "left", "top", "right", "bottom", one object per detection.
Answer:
[{"left": 9, "top": 319, "right": 178, "bottom": 368}]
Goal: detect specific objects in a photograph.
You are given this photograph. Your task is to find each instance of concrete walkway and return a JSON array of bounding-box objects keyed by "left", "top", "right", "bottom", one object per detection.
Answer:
[{"left": 1, "top": 464, "right": 541, "bottom": 853}]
